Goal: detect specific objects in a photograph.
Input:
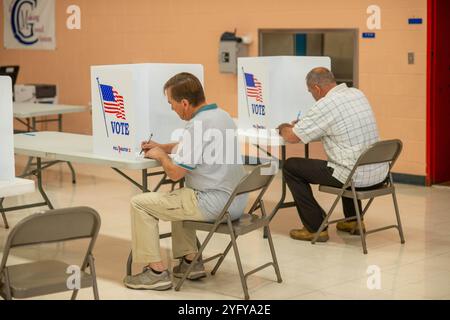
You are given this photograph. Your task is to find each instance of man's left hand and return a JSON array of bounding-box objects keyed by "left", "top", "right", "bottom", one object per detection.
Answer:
[
  {"left": 277, "top": 123, "right": 293, "bottom": 136},
  {"left": 145, "top": 147, "right": 166, "bottom": 161}
]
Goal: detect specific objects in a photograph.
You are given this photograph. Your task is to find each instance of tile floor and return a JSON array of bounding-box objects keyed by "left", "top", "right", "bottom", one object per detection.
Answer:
[{"left": 1, "top": 157, "right": 450, "bottom": 300}]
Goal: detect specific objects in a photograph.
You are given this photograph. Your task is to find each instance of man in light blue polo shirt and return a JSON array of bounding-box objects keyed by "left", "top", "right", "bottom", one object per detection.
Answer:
[{"left": 124, "top": 72, "right": 247, "bottom": 291}]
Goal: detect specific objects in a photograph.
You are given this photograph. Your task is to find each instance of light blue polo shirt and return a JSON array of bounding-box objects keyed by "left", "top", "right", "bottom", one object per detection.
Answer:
[{"left": 172, "top": 103, "right": 248, "bottom": 221}]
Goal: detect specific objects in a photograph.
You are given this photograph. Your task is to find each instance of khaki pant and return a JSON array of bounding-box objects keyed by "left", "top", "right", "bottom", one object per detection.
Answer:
[{"left": 130, "top": 187, "right": 207, "bottom": 263}]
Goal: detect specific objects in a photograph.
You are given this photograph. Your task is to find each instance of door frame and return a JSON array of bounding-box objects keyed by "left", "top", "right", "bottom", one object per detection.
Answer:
[
  {"left": 426, "top": 0, "right": 434, "bottom": 186},
  {"left": 258, "top": 28, "right": 359, "bottom": 88}
]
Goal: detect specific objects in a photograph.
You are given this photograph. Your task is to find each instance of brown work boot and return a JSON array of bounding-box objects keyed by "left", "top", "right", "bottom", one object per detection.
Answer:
[
  {"left": 289, "top": 228, "right": 329, "bottom": 242},
  {"left": 336, "top": 220, "right": 366, "bottom": 235}
]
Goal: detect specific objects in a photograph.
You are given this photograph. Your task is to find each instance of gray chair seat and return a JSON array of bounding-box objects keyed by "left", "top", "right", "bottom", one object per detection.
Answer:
[
  {"left": 2, "top": 260, "right": 94, "bottom": 299},
  {"left": 319, "top": 184, "right": 394, "bottom": 200},
  {"left": 184, "top": 214, "right": 268, "bottom": 236}
]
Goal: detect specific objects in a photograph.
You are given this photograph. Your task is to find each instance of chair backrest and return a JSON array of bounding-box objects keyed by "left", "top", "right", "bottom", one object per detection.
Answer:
[
  {"left": 218, "top": 162, "right": 276, "bottom": 220},
  {"left": 345, "top": 139, "right": 403, "bottom": 186},
  {"left": 235, "top": 162, "right": 276, "bottom": 196},
  {"left": 355, "top": 139, "right": 403, "bottom": 167},
  {"left": 0, "top": 207, "right": 101, "bottom": 271}
]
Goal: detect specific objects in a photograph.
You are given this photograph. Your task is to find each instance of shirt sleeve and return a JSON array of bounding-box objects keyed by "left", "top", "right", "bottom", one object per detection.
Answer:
[
  {"left": 172, "top": 121, "right": 203, "bottom": 171},
  {"left": 292, "top": 102, "right": 333, "bottom": 144}
]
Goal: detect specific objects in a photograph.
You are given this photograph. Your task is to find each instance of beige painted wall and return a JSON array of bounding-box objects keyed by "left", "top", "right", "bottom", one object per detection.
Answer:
[{"left": 0, "top": 0, "right": 427, "bottom": 176}]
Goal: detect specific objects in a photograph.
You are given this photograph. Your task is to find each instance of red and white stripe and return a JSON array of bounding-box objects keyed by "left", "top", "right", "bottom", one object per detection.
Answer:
[
  {"left": 104, "top": 89, "right": 126, "bottom": 120},
  {"left": 246, "top": 80, "right": 263, "bottom": 103}
]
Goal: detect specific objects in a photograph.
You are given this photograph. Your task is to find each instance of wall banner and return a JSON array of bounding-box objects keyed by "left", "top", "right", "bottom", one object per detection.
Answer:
[{"left": 3, "top": 0, "right": 56, "bottom": 50}]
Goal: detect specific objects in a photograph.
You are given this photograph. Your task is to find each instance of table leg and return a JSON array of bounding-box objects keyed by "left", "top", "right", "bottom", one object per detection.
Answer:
[
  {"left": 58, "top": 114, "right": 63, "bottom": 132},
  {"left": 21, "top": 157, "right": 34, "bottom": 177},
  {"left": 0, "top": 198, "right": 9, "bottom": 229},
  {"left": 36, "top": 157, "right": 54, "bottom": 209},
  {"left": 264, "top": 146, "right": 288, "bottom": 238},
  {"left": 67, "top": 162, "right": 77, "bottom": 184},
  {"left": 57, "top": 114, "right": 77, "bottom": 184},
  {"left": 21, "top": 117, "right": 37, "bottom": 177},
  {"left": 142, "top": 169, "right": 148, "bottom": 193},
  {"left": 264, "top": 144, "right": 309, "bottom": 237}
]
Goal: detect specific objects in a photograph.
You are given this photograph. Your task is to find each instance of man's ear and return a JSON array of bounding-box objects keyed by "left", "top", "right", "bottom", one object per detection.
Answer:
[{"left": 181, "top": 99, "right": 190, "bottom": 109}]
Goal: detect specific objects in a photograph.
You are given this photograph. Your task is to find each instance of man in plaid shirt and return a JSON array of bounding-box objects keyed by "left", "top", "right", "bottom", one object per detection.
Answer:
[{"left": 278, "top": 67, "right": 388, "bottom": 242}]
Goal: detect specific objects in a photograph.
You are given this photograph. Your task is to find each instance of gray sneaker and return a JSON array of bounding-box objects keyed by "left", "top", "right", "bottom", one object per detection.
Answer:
[
  {"left": 123, "top": 267, "right": 173, "bottom": 290},
  {"left": 173, "top": 258, "right": 207, "bottom": 280}
]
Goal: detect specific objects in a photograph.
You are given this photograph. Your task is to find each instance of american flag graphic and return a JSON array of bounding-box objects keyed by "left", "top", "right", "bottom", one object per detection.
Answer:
[
  {"left": 244, "top": 72, "right": 263, "bottom": 103},
  {"left": 99, "top": 84, "right": 126, "bottom": 120}
]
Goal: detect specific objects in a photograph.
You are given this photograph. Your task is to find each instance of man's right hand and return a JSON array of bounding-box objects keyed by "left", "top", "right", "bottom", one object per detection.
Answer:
[{"left": 141, "top": 140, "right": 160, "bottom": 151}]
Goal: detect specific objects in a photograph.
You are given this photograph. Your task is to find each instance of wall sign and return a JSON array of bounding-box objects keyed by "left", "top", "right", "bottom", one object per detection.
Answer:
[
  {"left": 3, "top": 0, "right": 56, "bottom": 50},
  {"left": 408, "top": 18, "right": 423, "bottom": 24},
  {"left": 362, "top": 32, "right": 376, "bottom": 39}
]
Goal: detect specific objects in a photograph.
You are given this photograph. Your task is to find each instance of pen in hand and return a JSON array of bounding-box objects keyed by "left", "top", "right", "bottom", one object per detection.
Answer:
[{"left": 139, "top": 133, "right": 153, "bottom": 155}]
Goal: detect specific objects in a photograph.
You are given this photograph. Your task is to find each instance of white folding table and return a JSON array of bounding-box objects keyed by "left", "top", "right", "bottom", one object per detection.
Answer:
[
  {"left": 14, "top": 131, "right": 178, "bottom": 275},
  {"left": 14, "top": 103, "right": 88, "bottom": 183},
  {"left": 13, "top": 131, "right": 178, "bottom": 198},
  {"left": 14, "top": 103, "right": 88, "bottom": 132}
]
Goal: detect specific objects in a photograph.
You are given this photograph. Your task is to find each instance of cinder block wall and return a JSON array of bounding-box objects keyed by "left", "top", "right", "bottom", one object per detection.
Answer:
[{"left": 0, "top": 0, "right": 427, "bottom": 176}]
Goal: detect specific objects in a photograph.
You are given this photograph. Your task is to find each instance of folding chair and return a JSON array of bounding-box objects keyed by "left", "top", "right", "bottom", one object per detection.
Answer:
[
  {"left": 174, "top": 163, "right": 282, "bottom": 300},
  {"left": 312, "top": 139, "right": 405, "bottom": 254},
  {"left": 0, "top": 206, "right": 101, "bottom": 300}
]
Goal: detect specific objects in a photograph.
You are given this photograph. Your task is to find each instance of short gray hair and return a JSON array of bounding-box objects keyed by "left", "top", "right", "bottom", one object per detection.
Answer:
[{"left": 306, "top": 67, "right": 336, "bottom": 87}]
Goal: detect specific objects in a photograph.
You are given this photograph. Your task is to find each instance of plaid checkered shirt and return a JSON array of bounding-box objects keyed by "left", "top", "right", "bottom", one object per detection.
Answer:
[{"left": 293, "top": 83, "right": 389, "bottom": 187}]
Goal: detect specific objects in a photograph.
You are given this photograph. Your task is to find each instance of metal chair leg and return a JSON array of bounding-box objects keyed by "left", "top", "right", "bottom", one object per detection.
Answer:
[
  {"left": 3, "top": 269, "right": 13, "bottom": 300},
  {"left": 265, "top": 226, "right": 282, "bottom": 283},
  {"left": 351, "top": 186, "right": 368, "bottom": 254},
  {"left": 349, "top": 198, "right": 374, "bottom": 234},
  {"left": 226, "top": 218, "right": 249, "bottom": 300},
  {"left": 312, "top": 195, "right": 341, "bottom": 244},
  {"left": 175, "top": 223, "right": 218, "bottom": 291},
  {"left": 70, "top": 289, "right": 79, "bottom": 300},
  {"left": 89, "top": 255, "right": 100, "bottom": 300},
  {"left": 211, "top": 241, "right": 233, "bottom": 276},
  {"left": 392, "top": 188, "right": 405, "bottom": 244}
]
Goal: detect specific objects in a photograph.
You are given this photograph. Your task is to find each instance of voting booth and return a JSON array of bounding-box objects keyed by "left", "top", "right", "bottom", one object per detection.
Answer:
[
  {"left": 237, "top": 56, "right": 331, "bottom": 131},
  {"left": 0, "top": 76, "right": 15, "bottom": 181},
  {"left": 91, "top": 63, "right": 204, "bottom": 160}
]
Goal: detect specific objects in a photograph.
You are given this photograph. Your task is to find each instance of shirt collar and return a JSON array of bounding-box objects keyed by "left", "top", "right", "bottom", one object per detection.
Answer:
[
  {"left": 193, "top": 103, "right": 218, "bottom": 117},
  {"left": 326, "top": 83, "right": 348, "bottom": 97}
]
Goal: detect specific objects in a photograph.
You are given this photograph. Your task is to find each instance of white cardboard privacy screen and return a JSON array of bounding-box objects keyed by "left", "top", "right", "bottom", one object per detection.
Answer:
[
  {"left": 91, "top": 63, "right": 204, "bottom": 159},
  {"left": 238, "top": 56, "right": 331, "bottom": 130},
  {"left": 0, "top": 76, "right": 15, "bottom": 181}
]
